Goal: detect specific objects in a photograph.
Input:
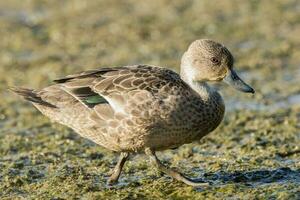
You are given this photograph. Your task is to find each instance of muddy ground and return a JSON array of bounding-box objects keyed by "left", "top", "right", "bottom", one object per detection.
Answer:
[{"left": 0, "top": 0, "right": 299, "bottom": 199}]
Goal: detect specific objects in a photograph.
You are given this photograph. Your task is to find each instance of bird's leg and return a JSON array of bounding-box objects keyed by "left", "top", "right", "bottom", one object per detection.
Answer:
[
  {"left": 145, "top": 148, "right": 209, "bottom": 187},
  {"left": 107, "top": 152, "right": 129, "bottom": 185}
]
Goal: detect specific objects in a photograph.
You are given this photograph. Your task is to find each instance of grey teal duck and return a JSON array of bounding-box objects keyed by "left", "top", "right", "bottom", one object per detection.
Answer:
[{"left": 11, "top": 39, "right": 254, "bottom": 187}]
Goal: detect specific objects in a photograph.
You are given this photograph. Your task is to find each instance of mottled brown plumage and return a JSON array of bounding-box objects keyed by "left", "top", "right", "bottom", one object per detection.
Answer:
[{"left": 10, "top": 39, "right": 254, "bottom": 187}]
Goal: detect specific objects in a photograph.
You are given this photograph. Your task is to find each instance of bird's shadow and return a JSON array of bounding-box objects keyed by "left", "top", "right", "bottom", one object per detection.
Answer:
[
  {"left": 193, "top": 167, "right": 300, "bottom": 188},
  {"left": 105, "top": 167, "right": 300, "bottom": 190}
]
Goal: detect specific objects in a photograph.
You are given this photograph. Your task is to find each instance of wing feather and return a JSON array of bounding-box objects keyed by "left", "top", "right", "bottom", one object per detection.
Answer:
[{"left": 54, "top": 65, "right": 185, "bottom": 116}]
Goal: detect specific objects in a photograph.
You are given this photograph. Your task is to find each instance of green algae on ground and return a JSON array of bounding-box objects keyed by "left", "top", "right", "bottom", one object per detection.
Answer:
[{"left": 0, "top": 0, "right": 300, "bottom": 199}]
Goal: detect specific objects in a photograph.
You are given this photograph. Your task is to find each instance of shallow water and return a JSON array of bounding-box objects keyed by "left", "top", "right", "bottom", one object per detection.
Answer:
[
  {"left": 226, "top": 93, "right": 300, "bottom": 112},
  {"left": 0, "top": 0, "right": 300, "bottom": 199}
]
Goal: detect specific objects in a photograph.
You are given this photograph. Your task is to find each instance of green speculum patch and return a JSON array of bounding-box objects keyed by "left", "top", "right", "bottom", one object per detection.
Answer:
[{"left": 85, "top": 95, "right": 108, "bottom": 105}]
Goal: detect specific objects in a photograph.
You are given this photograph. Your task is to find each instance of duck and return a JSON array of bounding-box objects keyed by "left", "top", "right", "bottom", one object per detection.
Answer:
[{"left": 10, "top": 39, "right": 254, "bottom": 187}]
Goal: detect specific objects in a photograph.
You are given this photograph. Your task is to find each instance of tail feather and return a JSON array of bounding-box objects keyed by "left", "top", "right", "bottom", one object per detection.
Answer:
[{"left": 9, "top": 86, "right": 57, "bottom": 108}]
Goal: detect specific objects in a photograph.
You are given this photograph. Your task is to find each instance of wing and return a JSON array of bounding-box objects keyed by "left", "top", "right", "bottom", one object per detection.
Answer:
[
  {"left": 54, "top": 65, "right": 187, "bottom": 119},
  {"left": 53, "top": 67, "right": 126, "bottom": 108}
]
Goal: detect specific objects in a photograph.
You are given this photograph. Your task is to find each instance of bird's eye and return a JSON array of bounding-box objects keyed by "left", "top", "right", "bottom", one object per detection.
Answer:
[{"left": 210, "top": 57, "right": 220, "bottom": 64}]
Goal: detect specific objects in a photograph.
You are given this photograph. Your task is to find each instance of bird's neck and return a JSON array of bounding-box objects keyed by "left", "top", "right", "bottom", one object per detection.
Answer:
[{"left": 180, "top": 65, "right": 215, "bottom": 100}]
